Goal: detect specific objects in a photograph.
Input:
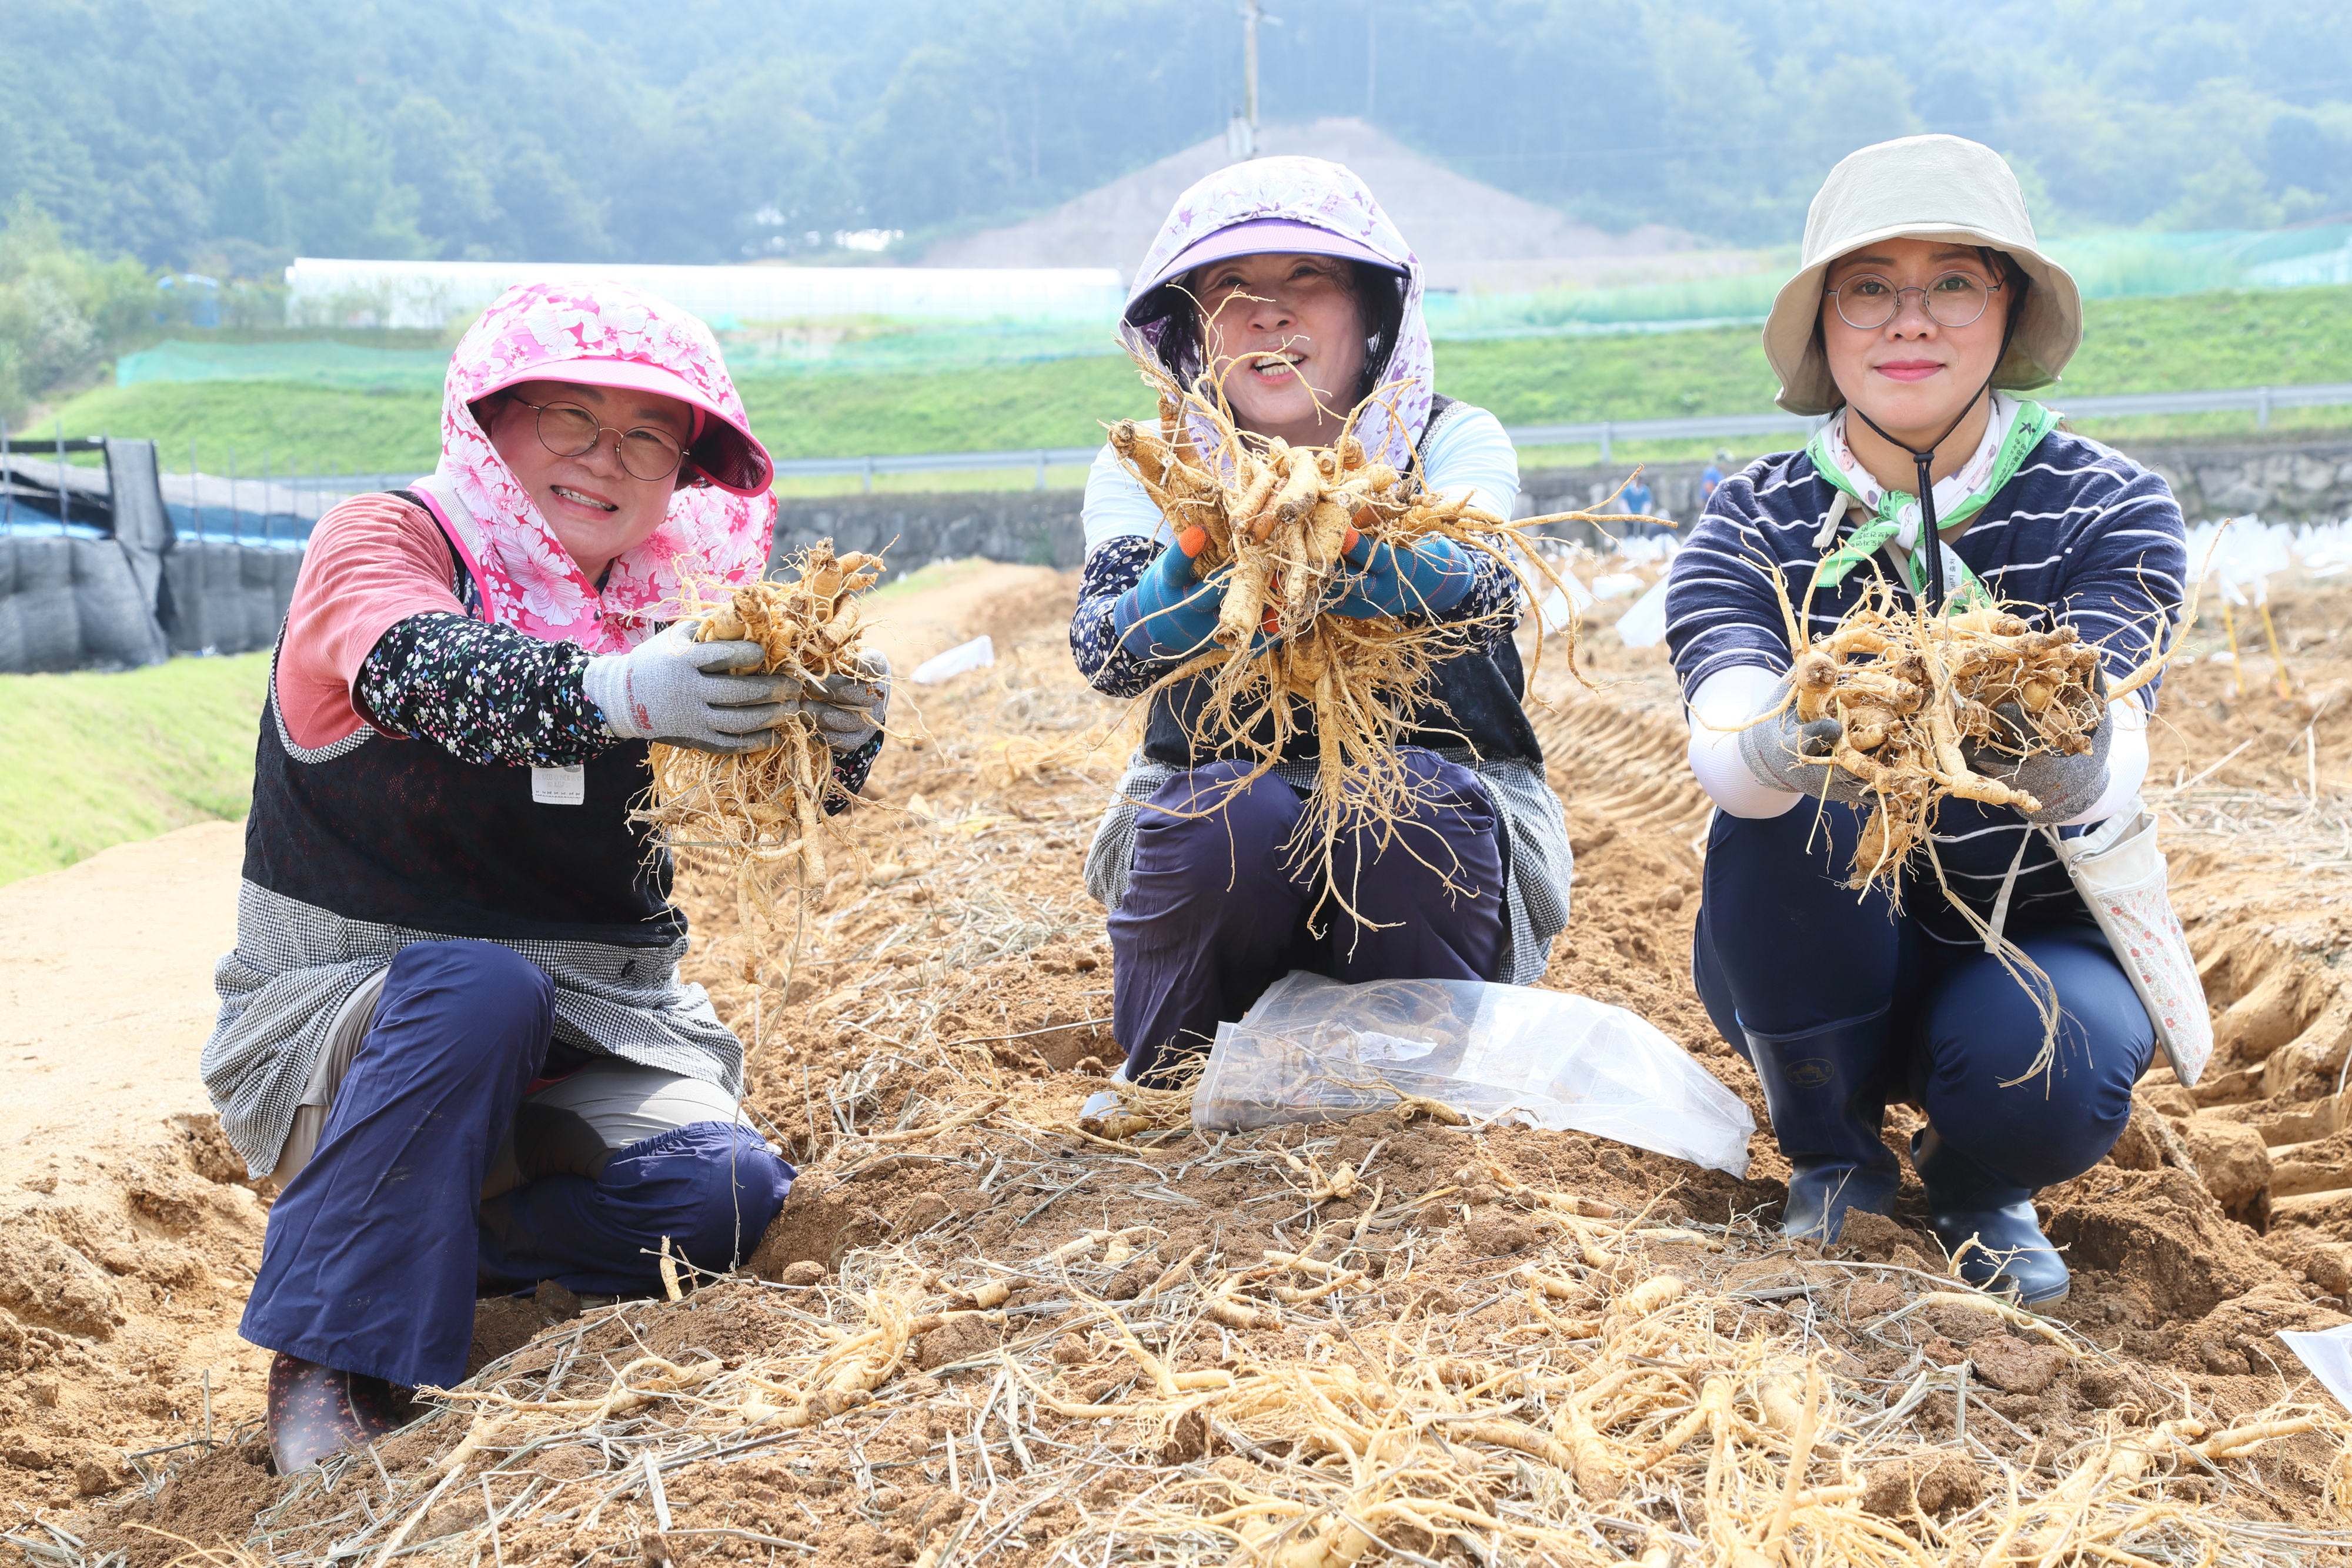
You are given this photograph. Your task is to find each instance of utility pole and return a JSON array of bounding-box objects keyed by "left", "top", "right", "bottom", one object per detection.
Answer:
[
  {"left": 1244, "top": 0, "right": 1261, "bottom": 135},
  {"left": 1228, "top": 0, "right": 1268, "bottom": 160}
]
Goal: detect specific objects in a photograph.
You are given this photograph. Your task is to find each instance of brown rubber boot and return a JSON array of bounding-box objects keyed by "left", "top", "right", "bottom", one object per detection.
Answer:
[{"left": 266, "top": 1352, "right": 414, "bottom": 1473}]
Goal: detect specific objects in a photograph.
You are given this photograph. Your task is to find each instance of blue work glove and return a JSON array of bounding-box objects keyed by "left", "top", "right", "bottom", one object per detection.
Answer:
[
  {"left": 1112, "top": 528, "right": 1268, "bottom": 660},
  {"left": 1325, "top": 527, "right": 1474, "bottom": 619},
  {"left": 582, "top": 620, "right": 789, "bottom": 754}
]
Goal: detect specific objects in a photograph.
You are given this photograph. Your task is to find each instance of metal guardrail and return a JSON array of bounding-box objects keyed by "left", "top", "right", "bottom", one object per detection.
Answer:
[
  {"left": 770, "top": 382, "right": 2352, "bottom": 487},
  {"left": 772, "top": 447, "right": 1100, "bottom": 488},
  {"left": 1507, "top": 410, "right": 1817, "bottom": 457},
  {"left": 2057, "top": 382, "right": 2352, "bottom": 421}
]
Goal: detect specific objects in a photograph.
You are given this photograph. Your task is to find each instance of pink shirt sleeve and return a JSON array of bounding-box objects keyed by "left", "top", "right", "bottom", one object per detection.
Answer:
[{"left": 275, "top": 495, "right": 470, "bottom": 751}]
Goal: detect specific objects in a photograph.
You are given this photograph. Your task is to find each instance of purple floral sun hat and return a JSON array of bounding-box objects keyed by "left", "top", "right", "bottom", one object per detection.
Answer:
[{"left": 1120, "top": 157, "right": 1434, "bottom": 470}]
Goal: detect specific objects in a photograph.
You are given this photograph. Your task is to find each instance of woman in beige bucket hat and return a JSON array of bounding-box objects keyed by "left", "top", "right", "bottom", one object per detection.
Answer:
[{"left": 1660, "top": 135, "right": 2191, "bottom": 1305}]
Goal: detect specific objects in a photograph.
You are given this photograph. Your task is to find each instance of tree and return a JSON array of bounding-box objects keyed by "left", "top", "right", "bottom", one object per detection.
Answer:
[
  {"left": 1, "top": 0, "right": 2350, "bottom": 269},
  {"left": 210, "top": 138, "right": 285, "bottom": 250},
  {"left": 388, "top": 96, "right": 502, "bottom": 259},
  {"left": 278, "top": 100, "right": 427, "bottom": 259},
  {"left": 493, "top": 136, "right": 610, "bottom": 262},
  {"left": 2265, "top": 111, "right": 2351, "bottom": 206},
  {"left": 0, "top": 197, "right": 156, "bottom": 416}
]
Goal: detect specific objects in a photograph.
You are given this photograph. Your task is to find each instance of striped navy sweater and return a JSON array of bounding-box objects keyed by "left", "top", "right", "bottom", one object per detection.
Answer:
[{"left": 1665, "top": 427, "right": 2188, "bottom": 945}]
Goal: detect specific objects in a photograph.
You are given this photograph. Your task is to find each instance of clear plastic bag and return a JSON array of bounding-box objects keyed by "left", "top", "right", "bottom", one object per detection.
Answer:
[{"left": 1190, "top": 971, "right": 1756, "bottom": 1176}]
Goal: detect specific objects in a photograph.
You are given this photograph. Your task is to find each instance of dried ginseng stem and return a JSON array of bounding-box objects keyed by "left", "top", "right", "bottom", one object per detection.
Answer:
[{"left": 633, "top": 541, "right": 884, "bottom": 939}]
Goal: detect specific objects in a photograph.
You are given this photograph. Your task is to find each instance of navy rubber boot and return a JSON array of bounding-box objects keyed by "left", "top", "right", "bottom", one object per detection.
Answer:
[
  {"left": 1742, "top": 1012, "right": 1902, "bottom": 1242},
  {"left": 1911, "top": 1126, "right": 2069, "bottom": 1305}
]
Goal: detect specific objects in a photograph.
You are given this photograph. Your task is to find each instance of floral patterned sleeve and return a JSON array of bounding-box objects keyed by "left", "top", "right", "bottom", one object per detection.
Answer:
[
  {"left": 1070, "top": 536, "right": 1172, "bottom": 699},
  {"left": 356, "top": 612, "right": 616, "bottom": 767},
  {"left": 1451, "top": 543, "right": 1521, "bottom": 653},
  {"left": 823, "top": 731, "right": 883, "bottom": 815},
  {"left": 356, "top": 611, "right": 884, "bottom": 814}
]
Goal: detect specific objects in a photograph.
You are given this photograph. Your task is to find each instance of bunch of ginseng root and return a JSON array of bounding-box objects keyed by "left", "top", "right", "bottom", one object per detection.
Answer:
[
  {"left": 1109, "top": 361, "right": 1633, "bottom": 913},
  {"left": 633, "top": 541, "right": 883, "bottom": 934},
  {"left": 1770, "top": 577, "right": 2171, "bottom": 897}
]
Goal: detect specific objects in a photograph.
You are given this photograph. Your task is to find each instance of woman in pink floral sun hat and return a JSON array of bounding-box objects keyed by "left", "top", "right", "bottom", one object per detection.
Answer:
[{"left": 203, "top": 282, "right": 884, "bottom": 1472}]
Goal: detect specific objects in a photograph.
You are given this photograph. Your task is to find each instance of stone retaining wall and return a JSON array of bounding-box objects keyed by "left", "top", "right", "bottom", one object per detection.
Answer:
[
  {"left": 2124, "top": 434, "right": 2352, "bottom": 523},
  {"left": 772, "top": 433, "right": 2352, "bottom": 583},
  {"left": 769, "top": 492, "right": 1081, "bottom": 576},
  {"left": 1514, "top": 433, "right": 2352, "bottom": 529}
]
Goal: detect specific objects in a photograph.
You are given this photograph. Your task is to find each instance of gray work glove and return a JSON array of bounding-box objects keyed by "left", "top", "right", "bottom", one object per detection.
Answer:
[
  {"left": 776, "top": 651, "right": 891, "bottom": 753},
  {"left": 1736, "top": 673, "right": 1876, "bottom": 807},
  {"left": 1964, "top": 667, "right": 2114, "bottom": 824},
  {"left": 582, "top": 621, "right": 788, "bottom": 754}
]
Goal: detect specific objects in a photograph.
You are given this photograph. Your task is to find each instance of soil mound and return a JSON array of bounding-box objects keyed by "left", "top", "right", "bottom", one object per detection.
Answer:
[{"left": 14, "top": 574, "right": 2352, "bottom": 1563}]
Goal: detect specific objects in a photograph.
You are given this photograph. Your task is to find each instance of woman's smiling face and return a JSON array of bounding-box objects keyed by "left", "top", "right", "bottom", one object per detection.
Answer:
[
  {"left": 479, "top": 379, "right": 695, "bottom": 580},
  {"left": 1192, "top": 252, "right": 1368, "bottom": 448},
  {"left": 1819, "top": 236, "right": 2012, "bottom": 446}
]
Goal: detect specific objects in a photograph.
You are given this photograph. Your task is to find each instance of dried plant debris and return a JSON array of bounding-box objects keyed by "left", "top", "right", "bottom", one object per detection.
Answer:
[{"left": 68, "top": 1125, "right": 2352, "bottom": 1568}]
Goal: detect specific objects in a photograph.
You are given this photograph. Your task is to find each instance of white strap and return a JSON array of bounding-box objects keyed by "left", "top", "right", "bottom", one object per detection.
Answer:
[
  {"left": 1983, "top": 828, "right": 2033, "bottom": 954},
  {"left": 2042, "top": 796, "right": 2145, "bottom": 866},
  {"left": 1812, "top": 489, "right": 1849, "bottom": 549}
]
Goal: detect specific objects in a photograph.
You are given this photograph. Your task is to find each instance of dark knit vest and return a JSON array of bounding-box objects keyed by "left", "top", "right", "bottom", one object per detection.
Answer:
[
  {"left": 1142, "top": 397, "right": 1544, "bottom": 769},
  {"left": 242, "top": 499, "right": 681, "bottom": 947}
]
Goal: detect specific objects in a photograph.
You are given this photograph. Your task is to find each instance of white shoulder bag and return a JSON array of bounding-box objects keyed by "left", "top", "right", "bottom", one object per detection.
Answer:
[{"left": 2041, "top": 799, "right": 2211, "bottom": 1085}]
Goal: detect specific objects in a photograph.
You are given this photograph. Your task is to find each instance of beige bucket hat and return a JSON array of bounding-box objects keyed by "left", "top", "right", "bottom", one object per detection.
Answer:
[{"left": 1763, "top": 133, "right": 2083, "bottom": 416}]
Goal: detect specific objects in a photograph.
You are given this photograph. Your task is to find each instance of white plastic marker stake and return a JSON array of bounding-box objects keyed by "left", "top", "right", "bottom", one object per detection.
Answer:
[
  {"left": 2281, "top": 1323, "right": 2352, "bottom": 1412},
  {"left": 1613, "top": 576, "right": 1672, "bottom": 649},
  {"left": 911, "top": 634, "right": 995, "bottom": 685},
  {"left": 1531, "top": 572, "right": 1593, "bottom": 637}
]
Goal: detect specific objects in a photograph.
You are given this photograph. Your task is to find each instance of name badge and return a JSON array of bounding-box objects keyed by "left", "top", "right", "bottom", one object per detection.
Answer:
[{"left": 532, "top": 765, "right": 586, "bottom": 805}]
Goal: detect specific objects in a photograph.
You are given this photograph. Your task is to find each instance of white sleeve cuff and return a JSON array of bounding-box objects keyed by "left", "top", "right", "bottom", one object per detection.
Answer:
[
  {"left": 2055, "top": 700, "right": 2150, "bottom": 826},
  {"left": 1686, "top": 665, "right": 1799, "bottom": 819},
  {"left": 1081, "top": 444, "right": 1174, "bottom": 556}
]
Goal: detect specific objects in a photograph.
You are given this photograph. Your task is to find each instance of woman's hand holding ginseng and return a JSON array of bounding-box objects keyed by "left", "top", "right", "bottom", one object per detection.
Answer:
[
  {"left": 1963, "top": 663, "right": 2116, "bottom": 824},
  {"left": 583, "top": 621, "right": 793, "bottom": 754},
  {"left": 1324, "top": 527, "right": 1474, "bottom": 619},
  {"left": 773, "top": 651, "right": 892, "bottom": 753},
  {"left": 1112, "top": 526, "right": 1273, "bottom": 659},
  {"left": 1738, "top": 670, "right": 1876, "bottom": 806}
]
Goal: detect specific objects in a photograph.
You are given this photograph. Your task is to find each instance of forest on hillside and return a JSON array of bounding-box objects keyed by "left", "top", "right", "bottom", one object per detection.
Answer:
[{"left": 6, "top": 0, "right": 2352, "bottom": 275}]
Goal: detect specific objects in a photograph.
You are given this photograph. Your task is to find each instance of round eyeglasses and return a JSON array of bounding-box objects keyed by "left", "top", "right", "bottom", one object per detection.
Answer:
[
  {"left": 510, "top": 397, "right": 689, "bottom": 483},
  {"left": 1825, "top": 270, "right": 2002, "bottom": 331}
]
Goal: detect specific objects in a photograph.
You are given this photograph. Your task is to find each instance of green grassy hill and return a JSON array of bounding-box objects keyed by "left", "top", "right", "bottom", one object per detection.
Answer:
[
  {"left": 51, "top": 285, "right": 2352, "bottom": 480},
  {"left": 0, "top": 654, "right": 269, "bottom": 883}
]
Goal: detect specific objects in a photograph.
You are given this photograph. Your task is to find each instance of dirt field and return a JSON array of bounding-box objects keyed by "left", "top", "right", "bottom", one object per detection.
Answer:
[{"left": 8, "top": 569, "right": 2352, "bottom": 1563}]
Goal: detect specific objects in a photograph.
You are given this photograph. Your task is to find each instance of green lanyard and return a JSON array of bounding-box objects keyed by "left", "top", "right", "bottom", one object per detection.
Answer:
[{"left": 1808, "top": 399, "right": 2060, "bottom": 613}]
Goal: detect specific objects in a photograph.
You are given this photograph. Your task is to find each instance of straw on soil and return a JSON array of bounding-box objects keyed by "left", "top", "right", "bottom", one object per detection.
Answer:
[{"left": 82, "top": 1126, "right": 2348, "bottom": 1568}]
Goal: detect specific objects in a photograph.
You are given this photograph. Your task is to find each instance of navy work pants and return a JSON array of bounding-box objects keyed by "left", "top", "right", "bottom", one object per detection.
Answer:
[
  {"left": 1110, "top": 750, "right": 1505, "bottom": 1082},
  {"left": 241, "top": 941, "right": 791, "bottom": 1390},
  {"left": 1692, "top": 803, "right": 2153, "bottom": 1189}
]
